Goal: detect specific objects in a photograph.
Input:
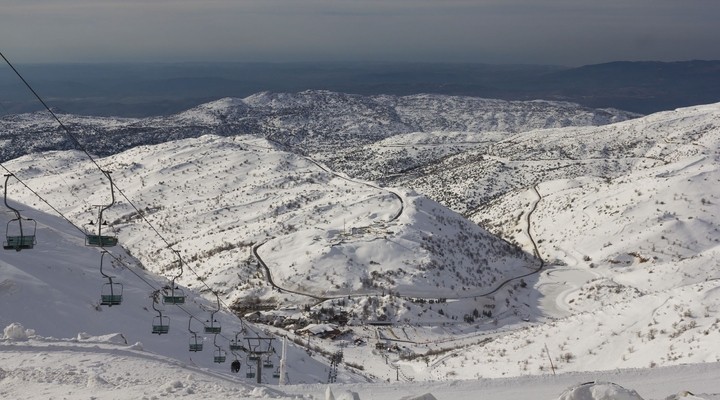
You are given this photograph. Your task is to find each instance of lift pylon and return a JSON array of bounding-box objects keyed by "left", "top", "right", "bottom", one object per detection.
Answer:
[{"left": 245, "top": 335, "right": 275, "bottom": 384}]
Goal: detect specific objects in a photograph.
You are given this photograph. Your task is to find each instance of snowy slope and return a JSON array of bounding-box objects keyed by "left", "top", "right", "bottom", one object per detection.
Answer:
[
  {"left": 322, "top": 102, "right": 720, "bottom": 214},
  {"left": 427, "top": 103, "right": 720, "bottom": 378},
  {"left": 4, "top": 135, "right": 535, "bottom": 324},
  {"left": 2, "top": 96, "right": 720, "bottom": 397},
  {"left": 3, "top": 334, "right": 720, "bottom": 399},
  {"left": 0, "top": 197, "right": 366, "bottom": 386}
]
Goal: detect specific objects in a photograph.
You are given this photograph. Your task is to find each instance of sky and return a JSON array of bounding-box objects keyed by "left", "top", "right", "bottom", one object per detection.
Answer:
[{"left": 1, "top": 0, "right": 720, "bottom": 66}]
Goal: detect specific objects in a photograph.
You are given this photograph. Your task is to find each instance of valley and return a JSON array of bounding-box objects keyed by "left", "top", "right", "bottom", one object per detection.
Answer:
[{"left": 1, "top": 92, "right": 719, "bottom": 392}]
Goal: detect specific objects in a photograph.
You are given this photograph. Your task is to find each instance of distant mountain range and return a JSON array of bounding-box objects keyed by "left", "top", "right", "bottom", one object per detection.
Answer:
[
  {"left": 0, "top": 91, "right": 638, "bottom": 162},
  {"left": 1, "top": 60, "right": 718, "bottom": 117}
]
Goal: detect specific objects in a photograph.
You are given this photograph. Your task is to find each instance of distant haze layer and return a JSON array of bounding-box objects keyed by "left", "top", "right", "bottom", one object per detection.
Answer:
[{"left": 1, "top": 61, "right": 719, "bottom": 117}]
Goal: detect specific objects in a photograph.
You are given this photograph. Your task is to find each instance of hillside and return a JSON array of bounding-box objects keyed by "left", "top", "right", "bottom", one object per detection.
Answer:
[
  {"left": 0, "top": 197, "right": 361, "bottom": 386},
  {"left": 319, "top": 102, "right": 719, "bottom": 214},
  {"left": 2, "top": 95, "right": 720, "bottom": 391},
  {"left": 419, "top": 103, "right": 720, "bottom": 378},
  {"left": 0, "top": 90, "right": 638, "bottom": 162},
  {"left": 4, "top": 135, "right": 536, "bottom": 322}
]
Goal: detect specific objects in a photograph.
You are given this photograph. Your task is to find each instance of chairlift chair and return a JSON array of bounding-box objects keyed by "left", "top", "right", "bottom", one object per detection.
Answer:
[
  {"left": 263, "top": 341, "right": 276, "bottom": 368},
  {"left": 188, "top": 317, "right": 204, "bottom": 352},
  {"left": 229, "top": 332, "right": 244, "bottom": 351},
  {"left": 246, "top": 365, "right": 256, "bottom": 379},
  {"left": 263, "top": 356, "right": 274, "bottom": 369},
  {"left": 189, "top": 336, "right": 203, "bottom": 352},
  {"left": 214, "top": 349, "right": 227, "bottom": 363},
  {"left": 204, "top": 292, "right": 222, "bottom": 334},
  {"left": 213, "top": 334, "right": 226, "bottom": 363},
  {"left": 85, "top": 171, "right": 118, "bottom": 247},
  {"left": 99, "top": 251, "right": 122, "bottom": 306},
  {"left": 3, "top": 219, "right": 37, "bottom": 250},
  {"left": 272, "top": 367, "right": 281, "bottom": 379},
  {"left": 163, "top": 249, "right": 186, "bottom": 304},
  {"left": 86, "top": 234, "right": 118, "bottom": 247},
  {"left": 163, "top": 286, "right": 185, "bottom": 304},
  {"left": 205, "top": 323, "right": 221, "bottom": 334},
  {"left": 100, "top": 279, "right": 123, "bottom": 306},
  {"left": 3, "top": 174, "right": 37, "bottom": 251},
  {"left": 151, "top": 290, "right": 169, "bottom": 335},
  {"left": 152, "top": 315, "right": 170, "bottom": 335}
]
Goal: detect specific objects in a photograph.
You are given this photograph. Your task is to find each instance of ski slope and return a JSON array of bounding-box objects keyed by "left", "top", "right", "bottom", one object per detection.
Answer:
[{"left": 3, "top": 331, "right": 720, "bottom": 399}]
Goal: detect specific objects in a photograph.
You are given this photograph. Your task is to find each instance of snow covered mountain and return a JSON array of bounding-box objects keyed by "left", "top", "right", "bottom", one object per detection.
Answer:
[
  {"left": 2, "top": 91, "right": 720, "bottom": 397},
  {"left": 0, "top": 90, "right": 638, "bottom": 162},
  {"left": 4, "top": 134, "right": 536, "bottom": 323}
]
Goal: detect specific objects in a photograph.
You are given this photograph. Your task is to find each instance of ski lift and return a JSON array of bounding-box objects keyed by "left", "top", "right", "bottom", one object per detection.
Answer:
[
  {"left": 230, "top": 332, "right": 245, "bottom": 351},
  {"left": 214, "top": 349, "right": 226, "bottom": 363},
  {"left": 163, "top": 249, "right": 185, "bottom": 305},
  {"left": 230, "top": 345, "right": 243, "bottom": 372},
  {"left": 272, "top": 367, "right": 281, "bottom": 379},
  {"left": 151, "top": 291, "right": 169, "bottom": 335},
  {"left": 263, "top": 356, "right": 274, "bottom": 369},
  {"left": 245, "top": 363, "right": 256, "bottom": 379},
  {"left": 203, "top": 292, "right": 222, "bottom": 334},
  {"left": 85, "top": 170, "right": 118, "bottom": 247},
  {"left": 3, "top": 174, "right": 37, "bottom": 251},
  {"left": 188, "top": 317, "right": 203, "bottom": 352},
  {"left": 213, "top": 334, "right": 226, "bottom": 363},
  {"left": 230, "top": 356, "right": 241, "bottom": 373},
  {"left": 99, "top": 251, "right": 122, "bottom": 306}
]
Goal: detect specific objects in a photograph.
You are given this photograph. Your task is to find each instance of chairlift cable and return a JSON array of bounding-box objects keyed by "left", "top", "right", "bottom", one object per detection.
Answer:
[
  {"left": 0, "top": 51, "right": 235, "bottom": 312},
  {"left": 1, "top": 52, "right": 272, "bottom": 345},
  {"left": 0, "top": 163, "right": 85, "bottom": 237},
  {"left": 0, "top": 162, "right": 242, "bottom": 343}
]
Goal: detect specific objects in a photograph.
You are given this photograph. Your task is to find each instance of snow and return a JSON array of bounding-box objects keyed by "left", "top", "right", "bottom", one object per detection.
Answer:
[
  {"left": 557, "top": 382, "right": 644, "bottom": 400},
  {"left": 3, "top": 333, "right": 720, "bottom": 399},
  {"left": 1, "top": 97, "right": 719, "bottom": 398},
  {"left": 3, "top": 322, "right": 34, "bottom": 341}
]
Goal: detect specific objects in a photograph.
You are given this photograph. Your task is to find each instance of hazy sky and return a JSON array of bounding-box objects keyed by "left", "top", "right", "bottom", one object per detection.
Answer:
[{"left": 2, "top": 0, "right": 719, "bottom": 66}]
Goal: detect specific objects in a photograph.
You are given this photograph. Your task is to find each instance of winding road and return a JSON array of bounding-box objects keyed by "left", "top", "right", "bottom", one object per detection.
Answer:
[
  {"left": 457, "top": 184, "right": 545, "bottom": 299},
  {"left": 251, "top": 155, "right": 404, "bottom": 303},
  {"left": 252, "top": 175, "right": 547, "bottom": 312}
]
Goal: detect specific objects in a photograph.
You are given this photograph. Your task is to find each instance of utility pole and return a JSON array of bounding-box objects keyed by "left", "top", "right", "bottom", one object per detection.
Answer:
[{"left": 544, "top": 343, "right": 556, "bottom": 375}]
